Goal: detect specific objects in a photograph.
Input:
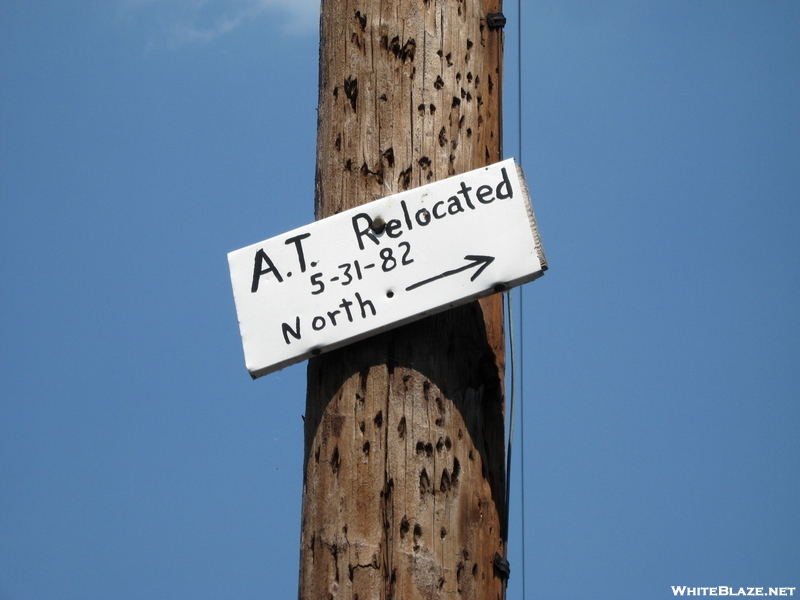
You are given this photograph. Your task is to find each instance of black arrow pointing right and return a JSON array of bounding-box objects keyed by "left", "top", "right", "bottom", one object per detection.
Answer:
[{"left": 405, "top": 255, "right": 495, "bottom": 292}]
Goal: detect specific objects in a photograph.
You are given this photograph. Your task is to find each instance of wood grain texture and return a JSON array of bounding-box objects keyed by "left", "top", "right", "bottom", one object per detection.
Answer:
[{"left": 300, "top": 1, "right": 506, "bottom": 598}]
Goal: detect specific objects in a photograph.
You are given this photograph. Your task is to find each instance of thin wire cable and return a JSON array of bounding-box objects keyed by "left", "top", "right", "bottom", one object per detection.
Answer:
[
  {"left": 503, "top": 5, "right": 529, "bottom": 598},
  {"left": 504, "top": 285, "right": 517, "bottom": 588},
  {"left": 517, "top": 0, "right": 528, "bottom": 598},
  {"left": 497, "top": 11, "right": 513, "bottom": 584},
  {"left": 519, "top": 291, "right": 527, "bottom": 600},
  {"left": 500, "top": 16, "right": 516, "bottom": 597},
  {"left": 505, "top": 288, "right": 517, "bottom": 506}
]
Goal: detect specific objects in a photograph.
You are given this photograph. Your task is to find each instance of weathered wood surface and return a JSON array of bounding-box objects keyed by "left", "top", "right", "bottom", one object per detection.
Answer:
[{"left": 299, "top": 1, "right": 506, "bottom": 598}]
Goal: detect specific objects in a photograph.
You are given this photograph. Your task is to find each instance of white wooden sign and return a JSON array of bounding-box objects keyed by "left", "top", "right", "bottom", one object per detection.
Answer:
[{"left": 228, "top": 158, "right": 547, "bottom": 378}]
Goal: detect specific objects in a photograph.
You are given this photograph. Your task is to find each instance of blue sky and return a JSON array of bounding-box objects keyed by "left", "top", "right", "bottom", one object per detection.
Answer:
[{"left": 1, "top": 1, "right": 798, "bottom": 599}]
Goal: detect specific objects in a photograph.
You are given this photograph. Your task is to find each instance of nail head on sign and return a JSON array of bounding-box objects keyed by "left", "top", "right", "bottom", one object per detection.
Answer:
[{"left": 371, "top": 217, "right": 386, "bottom": 234}]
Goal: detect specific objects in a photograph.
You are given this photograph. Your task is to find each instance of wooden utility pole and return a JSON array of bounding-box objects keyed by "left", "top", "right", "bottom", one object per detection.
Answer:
[{"left": 300, "top": 1, "right": 507, "bottom": 598}]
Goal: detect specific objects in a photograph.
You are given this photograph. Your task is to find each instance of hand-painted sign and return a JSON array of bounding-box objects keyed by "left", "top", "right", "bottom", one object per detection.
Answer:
[{"left": 228, "top": 158, "right": 547, "bottom": 378}]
